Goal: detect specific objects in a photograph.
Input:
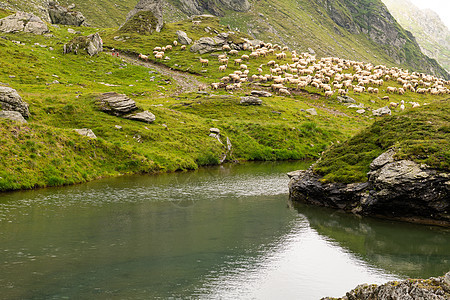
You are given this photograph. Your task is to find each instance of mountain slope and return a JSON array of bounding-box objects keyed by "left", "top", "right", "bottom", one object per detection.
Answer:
[
  {"left": 381, "top": 0, "right": 450, "bottom": 74},
  {"left": 1, "top": 0, "right": 448, "bottom": 78},
  {"left": 161, "top": 0, "right": 449, "bottom": 79}
]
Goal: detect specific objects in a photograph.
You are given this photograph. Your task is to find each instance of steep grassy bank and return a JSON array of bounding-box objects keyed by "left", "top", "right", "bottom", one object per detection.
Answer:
[{"left": 314, "top": 100, "right": 450, "bottom": 183}]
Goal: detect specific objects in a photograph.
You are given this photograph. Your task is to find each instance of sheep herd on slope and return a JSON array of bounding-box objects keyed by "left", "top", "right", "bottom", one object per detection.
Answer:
[{"left": 138, "top": 40, "right": 450, "bottom": 109}]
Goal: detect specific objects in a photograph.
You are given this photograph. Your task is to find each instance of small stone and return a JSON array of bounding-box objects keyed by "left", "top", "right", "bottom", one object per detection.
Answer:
[
  {"left": 114, "top": 125, "right": 122, "bottom": 130},
  {"left": 74, "top": 128, "right": 96, "bottom": 139},
  {"left": 210, "top": 128, "right": 220, "bottom": 134},
  {"left": 240, "top": 96, "right": 262, "bottom": 105},
  {"left": 356, "top": 109, "right": 365, "bottom": 114},
  {"left": 306, "top": 108, "right": 317, "bottom": 115}
]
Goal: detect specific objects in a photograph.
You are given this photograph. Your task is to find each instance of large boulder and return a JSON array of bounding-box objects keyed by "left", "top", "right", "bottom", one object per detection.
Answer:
[
  {"left": 63, "top": 32, "right": 103, "bottom": 56},
  {"left": 176, "top": 30, "right": 192, "bottom": 45},
  {"left": 289, "top": 148, "right": 450, "bottom": 225},
  {"left": 48, "top": 2, "right": 86, "bottom": 26},
  {"left": 123, "top": 0, "right": 163, "bottom": 33},
  {"left": 372, "top": 106, "right": 391, "bottom": 116},
  {"left": 240, "top": 96, "right": 262, "bottom": 106},
  {"left": 97, "top": 92, "right": 138, "bottom": 116},
  {"left": 0, "top": 86, "right": 29, "bottom": 118},
  {"left": 0, "top": 11, "right": 48, "bottom": 35},
  {"left": 0, "top": 111, "right": 27, "bottom": 123}
]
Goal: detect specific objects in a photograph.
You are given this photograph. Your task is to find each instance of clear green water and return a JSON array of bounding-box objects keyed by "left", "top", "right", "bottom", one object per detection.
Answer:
[{"left": 0, "top": 161, "right": 448, "bottom": 299}]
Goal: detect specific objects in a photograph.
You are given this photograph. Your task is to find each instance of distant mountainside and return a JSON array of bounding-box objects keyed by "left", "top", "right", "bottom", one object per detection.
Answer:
[
  {"left": 382, "top": 0, "right": 450, "bottom": 74},
  {"left": 1, "top": 0, "right": 448, "bottom": 79}
]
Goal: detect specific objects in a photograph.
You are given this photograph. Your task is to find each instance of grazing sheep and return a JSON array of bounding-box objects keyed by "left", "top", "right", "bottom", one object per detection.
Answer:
[
  {"left": 389, "top": 102, "right": 398, "bottom": 108},
  {"left": 240, "top": 64, "right": 248, "bottom": 70},
  {"left": 218, "top": 65, "right": 227, "bottom": 72},
  {"left": 139, "top": 54, "right": 149, "bottom": 61},
  {"left": 180, "top": 45, "right": 186, "bottom": 51},
  {"left": 229, "top": 49, "right": 239, "bottom": 56},
  {"left": 222, "top": 44, "right": 231, "bottom": 51},
  {"left": 234, "top": 58, "right": 242, "bottom": 65},
  {"left": 324, "top": 90, "right": 334, "bottom": 97},
  {"left": 278, "top": 88, "right": 291, "bottom": 96},
  {"left": 199, "top": 58, "right": 209, "bottom": 67},
  {"left": 173, "top": 40, "right": 178, "bottom": 46},
  {"left": 241, "top": 54, "right": 250, "bottom": 61}
]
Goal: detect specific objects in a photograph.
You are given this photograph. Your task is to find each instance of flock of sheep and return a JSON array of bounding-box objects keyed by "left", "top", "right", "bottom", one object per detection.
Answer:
[{"left": 138, "top": 39, "right": 450, "bottom": 109}]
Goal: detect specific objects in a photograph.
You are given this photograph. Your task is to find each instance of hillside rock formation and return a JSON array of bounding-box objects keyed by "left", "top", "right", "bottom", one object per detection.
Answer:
[
  {"left": 322, "top": 271, "right": 450, "bottom": 300},
  {"left": 167, "top": 0, "right": 250, "bottom": 16},
  {"left": 313, "top": 0, "right": 448, "bottom": 79},
  {"left": 47, "top": 1, "right": 86, "bottom": 26},
  {"left": 288, "top": 149, "right": 450, "bottom": 225},
  {"left": 0, "top": 87, "right": 30, "bottom": 118},
  {"left": 124, "top": 0, "right": 164, "bottom": 33},
  {"left": 0, "top": 11, "right": 48, "bottom": 35},
  {"left": 382, "top": 0, "right": 450, "bottom": 74}
]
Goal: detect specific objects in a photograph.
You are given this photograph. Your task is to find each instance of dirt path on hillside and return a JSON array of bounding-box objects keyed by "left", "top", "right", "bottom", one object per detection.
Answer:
[{"left": 118, "top": 54, "right": 203, "bottom": 96}]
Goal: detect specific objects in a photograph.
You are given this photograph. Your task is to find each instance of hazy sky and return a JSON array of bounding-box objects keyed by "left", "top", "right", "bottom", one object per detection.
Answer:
[{"left": 408, "top": 0, "right": 450, "bottom": 29}]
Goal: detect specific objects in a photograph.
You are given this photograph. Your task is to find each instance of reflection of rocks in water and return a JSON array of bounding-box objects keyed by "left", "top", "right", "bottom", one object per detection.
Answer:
[{"left": 291, "top": 201, "right": 450, "bottom": 278}]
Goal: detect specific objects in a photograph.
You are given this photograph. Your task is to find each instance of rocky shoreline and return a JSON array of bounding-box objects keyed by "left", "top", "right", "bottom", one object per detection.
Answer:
[
  {"left": 322, "top": 271, "right": 450, "bottom": 300},
  {"left": 288, "top": 149, "right": 450, "bottom": 226}
]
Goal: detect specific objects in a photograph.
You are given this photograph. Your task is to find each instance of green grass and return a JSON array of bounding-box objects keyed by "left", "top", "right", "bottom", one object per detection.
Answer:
[
  {"left": 314, "top": 100, "right": 450, "bottom": 183},
  {"left": 0, "top": 15, "right": 448, "bottom": 191}
]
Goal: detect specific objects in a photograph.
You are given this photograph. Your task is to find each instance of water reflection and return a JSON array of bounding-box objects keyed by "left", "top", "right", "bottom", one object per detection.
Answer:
[
  {"left": 0, "top": 161, "right": 448, "bottom": 299},
  {"left": 292, "top": 202, "right": 450, "bottom": 279}
]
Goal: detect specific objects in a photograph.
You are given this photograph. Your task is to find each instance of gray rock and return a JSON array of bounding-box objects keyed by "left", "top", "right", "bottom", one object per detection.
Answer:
[
  {"left": 306, "top": 108, "right": 317, "bottom": 115},
  {"left": 0, "top": 86, "right": 29, "bottom": 117},
  {"left": 125, "top": 111, "right": 156, "bottom": 123},
  {"left": 97, "top": 92, "right": 138, "bottom": 116},
  {"left": 251, "top": 90, "right": 272, "bottom": 97},
  {"left": 347, "top": 103, "right": 364, "bottom": 109},
  {"left": 326, "top": 272, "right": 450, "bottom": 300},
  {"left": 372, "top": 106, "right": 391, "bottom": 116},
  {"left": 124, "top": 0, "right": 164, "bottom": 32},
  {"left": 370, "top": 148, "right": 396, "bottom": 170},
  {"left": 356, "top": 109, "right": 365, "bottom": 114},
  {"left": 67, "top": 28, "right": 77, "bottom": 34},
  {"left": 210, "top": 128, "right": 220, "bottom": 134},
  {"left": 0, "top": 11, "right": 49, "bottom": 35},
  {"left": 74, "top": 128, "right": 97, "bottom": 139},
  {"left": 48, "top": 2, "right": 86, "bottom": 26},
  {"left": 63, "top": 32, "right": 103, "bottom": 56},
  {"left": 0, "top": 111, "right": 27, "bottom": 123},
  {"left": 190, "top": 37, "right": 221, "bottom": 54},
  {"left": 240, "top": 96, "right": 262, "bottom": 105},
  {"left": 337, "top": 95, "right": 356, "bottom": 103},
  {"left": 176, "top": 30, "right": 192, "bottom": 45}
]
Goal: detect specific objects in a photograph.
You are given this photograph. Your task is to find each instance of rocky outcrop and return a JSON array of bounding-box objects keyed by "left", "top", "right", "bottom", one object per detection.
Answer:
[
  {"left": 372, "top": 106, "right": 391, "bottom": 116},
  {"left": 124, "top": 0, "right": 164, "bottom": 33},
  {"left": 169, "top": 0, "right": 250, "bottom": 17},
  {"left": 240, "top": 96, "right": 262, "bottom": 105},
  {"left": 0, "top": 87, "right": 30, "bottom": 118},
  {"left": 322, "top": 271, "right": 450, "bottom": 300},
  {"left": 176, "top": 30, "right": 192, "bottom": 45},
  {"left": 289, "top": 149, "right": 450, "bottom": 225},
  {"left": 47, "top": 2, "right": 86, "bottom": 26},
  {"left": 0, "top": 11, "right": 48, "bottom": 35},
  {"left": 97, "top": 92, "right": 138, "bottom": 116},
  {"left": 190, "top": 32, "right": 246, "bottom": 54},
  {"left": 63, "top": 32, "right": 103, "bottom": 56},
  {"left": 0, "top": 111, "right": 27, "bottom": 123}
]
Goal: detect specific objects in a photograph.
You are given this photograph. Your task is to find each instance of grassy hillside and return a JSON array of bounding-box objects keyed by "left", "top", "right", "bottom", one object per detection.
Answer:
[
  {"left": 314, "top": 100, "right": 450, "bottom": 183},
  {"left": 0, "top": 9, "right": 449, "bottom": 191}
]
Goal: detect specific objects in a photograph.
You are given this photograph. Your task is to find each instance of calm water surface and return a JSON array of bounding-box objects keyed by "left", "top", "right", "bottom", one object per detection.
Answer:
[{"left": 0, "top": 161, "right": 449, "bottom": 299}]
